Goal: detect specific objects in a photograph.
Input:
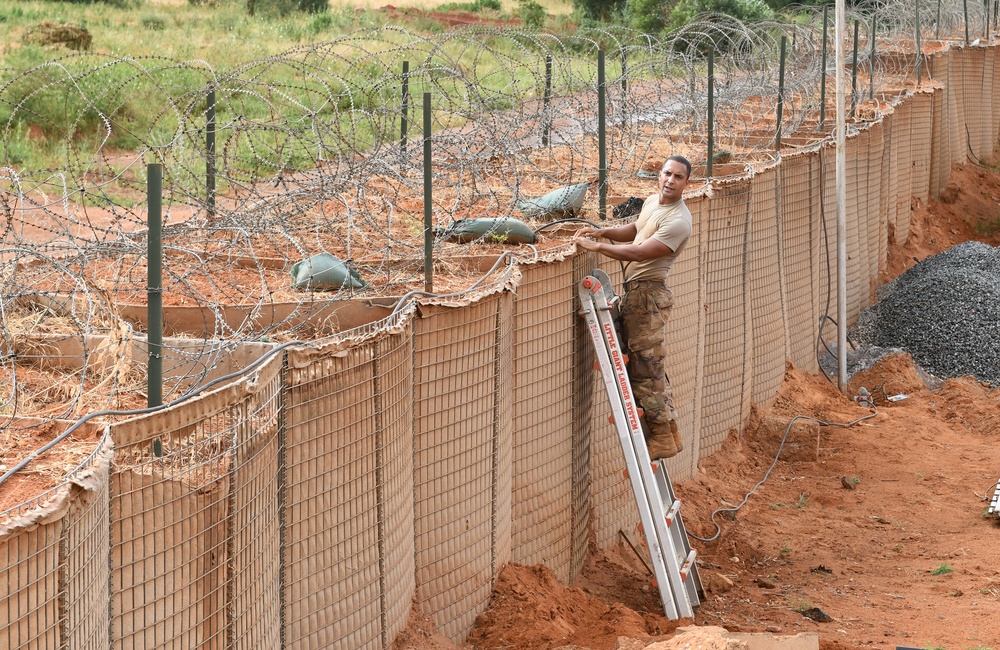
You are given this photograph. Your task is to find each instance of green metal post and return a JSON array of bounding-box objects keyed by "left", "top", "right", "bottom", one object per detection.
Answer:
[
  {"left": 598, "top": 49, "right": 607, "bottom": 220},
  {"left": 916, "top": 0, "right": 923, "bottom": 86},
  {"left": 964, "top": 0, "right": 970, "bottom": 44},
  {"left": 401, "top": 61, "right": 410, "bottom": 163},
  {"left": 147, "top": 163, "right": 163, "bottom": 409},
  {"left": 776, "top": 35, "right": 787, "bottom": 151},
  {"left": 206, "top": 89, "right": 215, "bottom": 219},
  {"left": 423, "top": 92, "right": 433, "bottom": 293},
  {"left": 620, "top": 47, "right": 627, "bottom": 123},
  {"left": 820, "top": 4, "right": 829, "bottom": 131},
  {"left": 870, "top": 13, "right": 877, "bottom": 100},
  {"left": 707, "top": 47, "right": 715, "bottom": 178},
  {"left": 542, "top": 53, "right": 552, "bottom": 147},
  {"left": 851, "top": 19, "right": 859, "bottom": 119}
]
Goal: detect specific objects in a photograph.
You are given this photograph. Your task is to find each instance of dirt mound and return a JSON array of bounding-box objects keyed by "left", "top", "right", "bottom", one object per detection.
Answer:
[{"left": 466, "top": 563, "right": 666, "bottom": 650}]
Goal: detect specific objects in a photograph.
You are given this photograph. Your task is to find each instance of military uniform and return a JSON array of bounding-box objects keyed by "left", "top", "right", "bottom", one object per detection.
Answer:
[{"left": 620, "top": 195, "right": 692, "bottom": 459}]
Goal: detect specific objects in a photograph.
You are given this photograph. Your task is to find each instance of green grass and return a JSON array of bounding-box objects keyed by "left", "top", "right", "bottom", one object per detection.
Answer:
[{"left": 931, "top": 562, "right": 953, "bottom": 576}]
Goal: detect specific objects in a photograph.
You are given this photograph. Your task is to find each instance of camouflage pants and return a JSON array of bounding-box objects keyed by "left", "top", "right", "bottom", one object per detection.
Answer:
[{"left": 620, "top": 281, "right": 677, "bottom": 438}]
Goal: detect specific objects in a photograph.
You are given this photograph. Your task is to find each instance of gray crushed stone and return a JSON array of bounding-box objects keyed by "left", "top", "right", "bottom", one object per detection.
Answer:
[{"left": 850, "top": 241, "right": 1000, "bottom": 386}]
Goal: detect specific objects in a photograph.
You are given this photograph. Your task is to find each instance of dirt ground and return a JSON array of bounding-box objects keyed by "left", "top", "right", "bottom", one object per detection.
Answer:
[{"left": 392, "top": 160, "right": 1000, "bottom": 650}]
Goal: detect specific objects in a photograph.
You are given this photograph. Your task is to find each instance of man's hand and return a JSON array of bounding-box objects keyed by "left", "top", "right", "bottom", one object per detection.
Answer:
[
  {"left": 574, "top": 234, "right": 601, "bottom": 251},
  {"left": 576, "top": 226, "right": 603, "bottom": 239}
]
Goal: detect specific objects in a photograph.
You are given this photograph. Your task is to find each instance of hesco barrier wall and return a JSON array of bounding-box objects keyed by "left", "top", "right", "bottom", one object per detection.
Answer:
[{"left": 3, "top": 43, "right": 1000, "bottom": 649}]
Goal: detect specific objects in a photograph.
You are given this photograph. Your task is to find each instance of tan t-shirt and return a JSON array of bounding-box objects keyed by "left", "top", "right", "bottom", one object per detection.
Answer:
[{"left": 623, "top": 195, "right": 692, "bottom": 283}]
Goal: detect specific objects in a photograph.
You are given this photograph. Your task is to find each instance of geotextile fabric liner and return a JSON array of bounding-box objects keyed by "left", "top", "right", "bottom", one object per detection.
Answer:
[{"left": 412, "top": 295, "right": 511, "bottom": 643}]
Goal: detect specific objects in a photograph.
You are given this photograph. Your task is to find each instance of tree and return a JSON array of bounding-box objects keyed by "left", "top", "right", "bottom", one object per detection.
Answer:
[{"left": 571, "top": 0, "right": 627, "bottom": 22}]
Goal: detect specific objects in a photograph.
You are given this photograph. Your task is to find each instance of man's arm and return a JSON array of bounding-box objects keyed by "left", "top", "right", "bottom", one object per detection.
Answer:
[
  {"left": 575, "top": 223, "right": 637, "bottom": 242},
  {"left": 574, "top": 235, "right": 673, "bottom": 262}
]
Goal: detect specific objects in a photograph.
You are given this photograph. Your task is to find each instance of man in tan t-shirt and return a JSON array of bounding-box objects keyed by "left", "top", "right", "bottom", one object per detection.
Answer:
[{"left": 574, "top": 156, "right": 693, "bottom": 460}]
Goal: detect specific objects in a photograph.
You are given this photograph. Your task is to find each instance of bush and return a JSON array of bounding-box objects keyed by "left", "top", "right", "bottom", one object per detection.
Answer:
[
  {"left": 571, "top": 0, "right": 626, "bottom": 21},
  {"left": 141, "top": 14, "right": 167, "bottom": 30},
  {"left": 624, "top": 0, "right": 670, "bottom": 33},
  {"left": 668, "top": 0, "right": 772, "bottom": 28},
  {"left": 516, "top": 0, "right": 546, "bottom": 28}
]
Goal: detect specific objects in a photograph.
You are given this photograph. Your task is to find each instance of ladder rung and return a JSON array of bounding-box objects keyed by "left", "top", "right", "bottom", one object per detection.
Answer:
[
  {"left": 664, "top": 499, "right": 681, "bottom": 526},
  {"left": 679, "top": 550, "right": 697, "bottom": 581}
]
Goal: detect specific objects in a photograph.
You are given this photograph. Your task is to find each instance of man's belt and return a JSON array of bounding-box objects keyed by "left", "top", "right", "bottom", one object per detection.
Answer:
[{"left": 623, "top": 278, "right": 666, "bottom": 291}]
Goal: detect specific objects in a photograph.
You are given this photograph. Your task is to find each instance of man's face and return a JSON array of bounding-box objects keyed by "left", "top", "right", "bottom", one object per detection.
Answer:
[{"left": 658, "top": 160, "right": 689, "bottom": 204}]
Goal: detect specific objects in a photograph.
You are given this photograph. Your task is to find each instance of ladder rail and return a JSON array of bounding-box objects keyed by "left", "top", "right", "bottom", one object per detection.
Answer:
[
  {"left": 579, "top": 277, "right": 680, "bottom": 619},
  {"left": 585, "top": 276, "right": 696, "bottom": 618}
]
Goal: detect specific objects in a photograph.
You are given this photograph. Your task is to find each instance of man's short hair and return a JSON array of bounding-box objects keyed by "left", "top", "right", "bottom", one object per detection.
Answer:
[{"left": 664, "top": 155, "right": 692, "bottom": 179}]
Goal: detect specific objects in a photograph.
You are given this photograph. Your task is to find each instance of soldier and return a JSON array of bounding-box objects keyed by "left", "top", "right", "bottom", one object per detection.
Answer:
[{"left": 574, "top": 156, "right": 693, "bottom": 459}]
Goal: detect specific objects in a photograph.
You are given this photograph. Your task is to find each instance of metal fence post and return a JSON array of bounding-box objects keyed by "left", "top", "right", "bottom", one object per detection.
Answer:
[
  {"left": 598, "top": 49, "right": 607, "bottom": 220},
  {"left": 423, "top": 92, "right": 433, "bottom": 293}
]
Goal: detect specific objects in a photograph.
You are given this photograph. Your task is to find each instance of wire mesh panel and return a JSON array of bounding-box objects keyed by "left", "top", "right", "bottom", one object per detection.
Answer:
[
  {"left": 110, "top": 394, "right": 237, "bottom": 650},
  {"left": 865, "top": 123, "right": 886, "bottom": 302},
  {"left": 817, "top": 143, "right": 837, "bottom": 343},
  {"left": 880, "top": 107, "right": 899, "bottom": 254},
  {"left": 376, "top": 329, "right": 418, "bottom": 647},
  {"left": 412, "top": 296, "right": 506, "bottom": 643},
  {"left": 747, "top": 165, "right": 786, "bottom": 409},
  {"left": 944, "top": 50, "right": 964, "bottom": 169},
  {"left": 894, "top": 99, "right": 914, "bottom": 244},
  {"left": 910, "top": 92, "right": 933, "bottom": 206},
  {"left": 0, "top": 518, "right": 60, "bottom": 648},
  {"left": 230, "top": 353, "right": 283, "bottom": 650},
  {"left": 700, "top": 179, "right": 751, "bottom": 455},
  {"left": 929, "top": 82, "right": 948, "bottom": 198},
  {"left": 844, "top": 131, "right": 864, "bottom": 326},
  {"left": 284, "top": 344, "right": 381, "bottom": 650},
  {"left": 780, "top": 150, "right": 821, "bottom": 372},
  {"left": 661, "top": 194, "right": 704, "bottom": 481},
  {"left": 991, "top": 47, "right": 1000, "bottom": 155},
  {"left": 510, "top": 255, "right": 575, "bottom": 581},
  {"left": 1, "top": 427, "right": 113, "bottom": 650},
  {"left": 570, "top": 252, "right": 596, "bottom": 581},
  {"left": 854, "top": 126, "right": 875, "bottom": 314},
  {"left": 63, "top": 435, "right": 113, "bottom": 650},
  {"left": 966, "top": 47, "right": 989, "bottom": 160}
]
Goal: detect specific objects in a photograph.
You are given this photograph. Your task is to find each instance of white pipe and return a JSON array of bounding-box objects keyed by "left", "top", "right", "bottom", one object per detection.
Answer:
[{"left": 836, "top": 0, "right": 848, "bottom": 392}]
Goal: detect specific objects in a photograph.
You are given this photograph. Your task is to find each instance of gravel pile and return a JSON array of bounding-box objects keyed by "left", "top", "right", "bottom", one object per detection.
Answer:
[{"left": 851, "top": 241, "right": 1000, "bottom": 386}]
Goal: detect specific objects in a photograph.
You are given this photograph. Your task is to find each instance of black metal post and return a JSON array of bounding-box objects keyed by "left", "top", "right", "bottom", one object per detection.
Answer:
[
  {"left": 776, "top": 36, "right": 786, "bottom": 151},
  {"left": 423, "top": 92, "right": 432, "bottom": 293},
  {"left": 707, "top": 47, "right": 715, "bottom": 178},
  {"left": 206, "top": 89, "right": 215, "bottom": 219},
  {"left": 936, "top": 0, "right": 942, "bottom": 39},
  {"left": 598, "top": 49, "right": 607, "bottom": 220},
  {"left": 820, "top": 4, "right": 829, "bottom": 131},
  {"left": 147, "top": 163, "right": 163, "bottom": 409}
]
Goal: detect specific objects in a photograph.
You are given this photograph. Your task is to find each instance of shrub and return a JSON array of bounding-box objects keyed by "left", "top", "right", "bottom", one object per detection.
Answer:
[{"left": 516, "top": 0, "right": 546, "bottom": 28}]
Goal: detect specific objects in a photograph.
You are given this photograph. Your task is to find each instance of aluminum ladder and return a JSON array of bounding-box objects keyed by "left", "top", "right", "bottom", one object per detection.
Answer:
[{"left": 578, "top": 268, "right": 703, "bottom": 619}]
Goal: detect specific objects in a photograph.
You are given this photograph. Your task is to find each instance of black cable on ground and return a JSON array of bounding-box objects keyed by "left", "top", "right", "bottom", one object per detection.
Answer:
[{"left": 688, "top": 409, "right": 878, "bottom": 543}]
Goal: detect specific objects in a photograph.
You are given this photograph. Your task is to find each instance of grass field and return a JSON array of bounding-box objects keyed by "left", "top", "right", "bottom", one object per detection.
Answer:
[{"left": 0, "top": 0, "right": 577, "bottom": 171}]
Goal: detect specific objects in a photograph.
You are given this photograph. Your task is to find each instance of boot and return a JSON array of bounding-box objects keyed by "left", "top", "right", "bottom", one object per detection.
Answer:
[
  {"left": 647, "top": 432, "right": 680, "bottom": 460},
  {"left": 669, "top": 419, "right": 684, "bottom": 454}
]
